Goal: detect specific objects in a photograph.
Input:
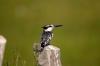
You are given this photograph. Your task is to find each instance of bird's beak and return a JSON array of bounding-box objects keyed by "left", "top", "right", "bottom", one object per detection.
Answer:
[{"left": 54, "top": 25, "right": 63, "bottom": 27}]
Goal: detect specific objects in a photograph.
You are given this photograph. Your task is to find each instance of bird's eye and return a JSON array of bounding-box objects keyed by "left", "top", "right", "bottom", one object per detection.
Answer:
[
  {"left": 49, "top": 26, "right": 52, "bottom": 27},
  {"left": 43, "top": 27, "right": 48, "bottom": 29}
]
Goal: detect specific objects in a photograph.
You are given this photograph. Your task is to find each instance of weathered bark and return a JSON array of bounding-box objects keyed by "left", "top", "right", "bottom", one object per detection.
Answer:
[
  {"left": 0, "top": 35, "right": 7, "bottom": 66},
  {"left": 37, "top": 45, "right": 61, "bottom": 66}
]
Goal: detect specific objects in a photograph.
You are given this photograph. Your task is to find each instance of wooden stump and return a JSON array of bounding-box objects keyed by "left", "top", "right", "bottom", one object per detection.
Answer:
[
  {"left": 0, "top": 35, "right": 7, "bottom": 66},
  {"left": 37, "top": 45, "right": 62, "bottom": 66}
]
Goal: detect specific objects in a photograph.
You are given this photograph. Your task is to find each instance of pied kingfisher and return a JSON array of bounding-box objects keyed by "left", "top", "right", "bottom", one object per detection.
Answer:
[{"left": 39, "top": 24, "right": 62, "bottom": 52}]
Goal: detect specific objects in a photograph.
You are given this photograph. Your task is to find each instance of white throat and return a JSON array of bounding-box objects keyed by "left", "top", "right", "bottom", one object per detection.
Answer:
[{"left": 45, "top": 27, "right": 53, "bottom": 31}]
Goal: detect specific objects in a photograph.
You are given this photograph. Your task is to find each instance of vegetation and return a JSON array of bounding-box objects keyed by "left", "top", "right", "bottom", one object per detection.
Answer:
[{"left": 0, "top": 0, "right": 100, "bottom": 66}]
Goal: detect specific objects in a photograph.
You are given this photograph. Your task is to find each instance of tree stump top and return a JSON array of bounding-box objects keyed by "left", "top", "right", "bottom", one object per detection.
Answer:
[
  {"left": 44, "top": 45, "right": 60, "bottom": 50},
  {"left": 38, "top": 45, "right": 61, "bottom": 66}
]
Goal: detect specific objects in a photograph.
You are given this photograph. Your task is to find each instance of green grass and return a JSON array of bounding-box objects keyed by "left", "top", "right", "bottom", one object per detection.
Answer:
[{"left": 0, "top": 0, "right": 100, "bottom": 66}]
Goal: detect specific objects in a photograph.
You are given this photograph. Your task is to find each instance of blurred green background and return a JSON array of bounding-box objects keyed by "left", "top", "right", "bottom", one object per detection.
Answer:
[{"left": 0, "top": 0, "right": 100, "bottom": 66}]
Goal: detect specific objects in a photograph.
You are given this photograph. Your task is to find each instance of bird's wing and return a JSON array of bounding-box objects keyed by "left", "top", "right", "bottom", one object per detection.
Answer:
[{"left": 40, "top": 32, "right": 52, "bottom": 47}]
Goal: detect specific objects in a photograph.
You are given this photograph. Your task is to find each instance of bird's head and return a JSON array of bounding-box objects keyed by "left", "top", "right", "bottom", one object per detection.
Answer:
[{"left": 42, "top": 24, "right": 63, "bottom": 32}]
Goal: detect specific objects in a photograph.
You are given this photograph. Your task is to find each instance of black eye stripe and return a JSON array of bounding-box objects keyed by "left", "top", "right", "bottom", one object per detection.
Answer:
[
  {"left": 42, "top": 25, "right": 52, "bottom": 29},
  {"left": 44, "top": 27, "right": 48, "bottom": 29},
  {"left": 49, "top": 26, "right": 52, "bottom": 27}
]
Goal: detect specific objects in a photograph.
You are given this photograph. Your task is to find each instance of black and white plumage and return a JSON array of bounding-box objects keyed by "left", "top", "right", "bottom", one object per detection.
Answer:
[
  {"left": 40, "top": 29, "right": 53, "bottom": 48},
  {"left": 39, "top": 24, "right": 62, "bottom": 52}
]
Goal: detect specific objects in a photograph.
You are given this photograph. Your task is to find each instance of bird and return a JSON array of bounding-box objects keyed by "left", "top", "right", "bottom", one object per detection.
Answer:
[{"left": 38, "top": 24, "right": 62, "bottom": 52}]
